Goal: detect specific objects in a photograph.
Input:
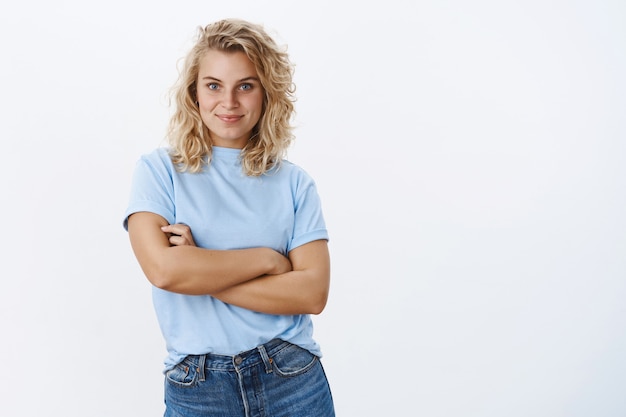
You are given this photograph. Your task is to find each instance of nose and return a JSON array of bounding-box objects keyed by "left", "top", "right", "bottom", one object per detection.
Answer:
[{"left": 221, "top": 89, "right": 239, "bottom": 110}]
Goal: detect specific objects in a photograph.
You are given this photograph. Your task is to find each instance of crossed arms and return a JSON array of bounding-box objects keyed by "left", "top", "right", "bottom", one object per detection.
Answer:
[{"left": 126, "top": 211, "right": 330, "bottom": 315}]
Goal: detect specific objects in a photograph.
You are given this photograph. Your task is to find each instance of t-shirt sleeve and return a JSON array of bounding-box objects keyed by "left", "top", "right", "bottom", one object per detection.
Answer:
[
  {"left": 288, "top": 172, "right": 329, "bottom": 251},
  {"left": 122, "top": 151, "right": 176, "bottom": 231}
]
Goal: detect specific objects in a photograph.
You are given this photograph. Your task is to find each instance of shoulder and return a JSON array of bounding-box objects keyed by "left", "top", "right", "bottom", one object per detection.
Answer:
[
  {"left": 272, "top": 159, "right": 315, "bottom": 182},
  {"left": 271, "top": 160, "right": 321, "bottom": 195},
  {"left": 140, "top": 147, "right": 172, "bottom": 164},
  {"left": 129, "top": 147, "right": 181, "bottom": 186},
  {"left": 278, "top": 159, "right": 313, "bottom": 178},
  {"left": 137, "top": 147, "right": 176, "bottom": 172}
]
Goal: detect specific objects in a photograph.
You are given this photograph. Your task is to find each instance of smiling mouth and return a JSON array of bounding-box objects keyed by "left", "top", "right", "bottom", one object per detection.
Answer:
[{"left": 217, "top": 115, "right": 243, "bottom": 123}]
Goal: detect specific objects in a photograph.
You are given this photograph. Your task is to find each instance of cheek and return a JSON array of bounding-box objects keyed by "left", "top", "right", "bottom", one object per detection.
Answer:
[
  {"left": 249, "top": 94, "right": 264, "bottom": 115},
  {"left": 197, "top": 102, "right": 213, "bottom": 126},
  {"left": 197, "top": 97, "right": 210, "bottom": 110}
]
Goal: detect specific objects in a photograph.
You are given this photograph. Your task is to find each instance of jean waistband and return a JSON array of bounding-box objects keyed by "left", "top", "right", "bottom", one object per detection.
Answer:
[{"left": 179, "top": 339, "right": 289, "bottom": 374}]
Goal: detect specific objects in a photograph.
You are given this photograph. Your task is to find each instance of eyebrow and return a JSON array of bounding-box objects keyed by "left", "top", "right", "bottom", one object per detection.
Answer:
[{"left": 201, "top": 76, "right": 260, "bottom": 83}]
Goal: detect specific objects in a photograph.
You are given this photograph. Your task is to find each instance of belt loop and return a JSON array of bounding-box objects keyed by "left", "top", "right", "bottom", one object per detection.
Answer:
[
  {"left": 196, "top": 354, "right": 206, "bottom": 381},
  {"left": 258, "top": 344, "right": 273, "bottom": 374}
]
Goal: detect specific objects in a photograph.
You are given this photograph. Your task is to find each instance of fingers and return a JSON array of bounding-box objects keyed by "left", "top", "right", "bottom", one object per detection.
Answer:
[
  {"left": 161, "top": 224, "right": 196, "bottom": 247},
  {"left": 161, "top": 223, "right": 192, "bottom": 236},
  {"left": 168, "top": 234, "right": 195, "bottom": 246}
]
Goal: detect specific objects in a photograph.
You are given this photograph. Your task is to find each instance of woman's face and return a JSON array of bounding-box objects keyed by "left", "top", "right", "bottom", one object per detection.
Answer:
[{"left": 196, "top": 50, "right": 264, "bottom": 149}]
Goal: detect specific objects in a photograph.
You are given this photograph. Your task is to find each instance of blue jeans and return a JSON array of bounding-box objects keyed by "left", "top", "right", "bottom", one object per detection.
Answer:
[{"left": 163, "top": 339, "right": 335, "bottom": 417}]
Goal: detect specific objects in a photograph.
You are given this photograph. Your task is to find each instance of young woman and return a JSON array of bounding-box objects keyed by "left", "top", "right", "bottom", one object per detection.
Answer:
[{"left": 123, "top": 19, "right": 334, "bottom": 417}]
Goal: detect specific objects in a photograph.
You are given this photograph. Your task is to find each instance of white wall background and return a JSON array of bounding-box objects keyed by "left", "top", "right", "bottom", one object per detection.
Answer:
[{"left": 1, "top": 0, "right": 624, "bottom": 416}]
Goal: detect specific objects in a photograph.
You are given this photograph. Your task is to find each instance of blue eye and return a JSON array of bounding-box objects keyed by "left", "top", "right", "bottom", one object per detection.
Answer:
[
  {"left": 208, "top": 83, "right": 219, "bottom": 90},
  {"left": 240, "top": 83, "right": 252, "bottom": 91}
]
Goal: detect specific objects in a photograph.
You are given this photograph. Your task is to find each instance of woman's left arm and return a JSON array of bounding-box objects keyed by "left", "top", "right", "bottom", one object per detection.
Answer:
[
  {"left": 212, "top": 239, "right": 330, "bottom": 315},
  {"left": 164, "top": 223, "right": 331, "bottom": 315}
]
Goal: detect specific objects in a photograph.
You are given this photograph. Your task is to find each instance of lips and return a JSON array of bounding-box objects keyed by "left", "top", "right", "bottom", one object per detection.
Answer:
[{"left": 217, "top": 114, "right": 243, "bottom": 123}]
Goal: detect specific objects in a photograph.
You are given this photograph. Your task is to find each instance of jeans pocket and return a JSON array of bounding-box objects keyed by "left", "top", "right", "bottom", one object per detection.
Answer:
[
  {"left": 165, "top": 359, "right": 199, "bottom": 387},
  {"left": 271, "top": 343, "right": 319, "bottom": 377}
]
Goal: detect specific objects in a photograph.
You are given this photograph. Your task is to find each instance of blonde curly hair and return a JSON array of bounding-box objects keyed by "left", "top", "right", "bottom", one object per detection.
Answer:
[{"left": 167, "top": 19, "right": 296, "bottom": 176}]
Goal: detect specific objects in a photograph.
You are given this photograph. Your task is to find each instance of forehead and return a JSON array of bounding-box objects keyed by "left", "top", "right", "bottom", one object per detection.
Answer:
[{"left": 197, "top": 49, "right": 258, "bottom": 80}]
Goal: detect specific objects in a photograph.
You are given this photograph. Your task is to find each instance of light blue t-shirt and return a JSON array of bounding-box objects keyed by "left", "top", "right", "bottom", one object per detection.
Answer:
[{"left": 123, "top": 146, "right": 329, "bottom": 370}]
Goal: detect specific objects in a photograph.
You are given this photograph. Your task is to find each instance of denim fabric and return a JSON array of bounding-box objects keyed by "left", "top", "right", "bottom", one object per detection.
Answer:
[{"left": 164, "top": 339, "right": 335, "bottom": 417}]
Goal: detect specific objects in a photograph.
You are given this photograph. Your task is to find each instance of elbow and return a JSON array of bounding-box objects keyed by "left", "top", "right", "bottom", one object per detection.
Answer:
[
  {"left": 143, "top": 250, "right": 205, "bottom": 295},
  {"left": 309, "top": 303, "right": 326, "bottom": 315},
  {"left": 304, "top": 270, "right": 330, "bottom": 315},
  {"left": 142, "top": 257, "right": 178, "bottom": 291},
  {"left": 307, "top": 289, "right": 329, "bottom": 315},
  {"left": 148, "top": 273, "right": 174, "bottom": 291},
  {"left": 145, "top": 270, "right": 173, "bottom": 291}
]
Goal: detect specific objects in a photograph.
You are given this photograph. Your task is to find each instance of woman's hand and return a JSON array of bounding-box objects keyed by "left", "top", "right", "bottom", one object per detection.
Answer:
[{"left": 161, "top": 224, "right": 197, "bottom": 247}]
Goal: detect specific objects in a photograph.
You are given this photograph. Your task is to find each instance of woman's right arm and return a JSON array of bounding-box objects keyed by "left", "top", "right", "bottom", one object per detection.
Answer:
[{"left": 127, "top": 211, "right": 291, "bottom": 295}]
